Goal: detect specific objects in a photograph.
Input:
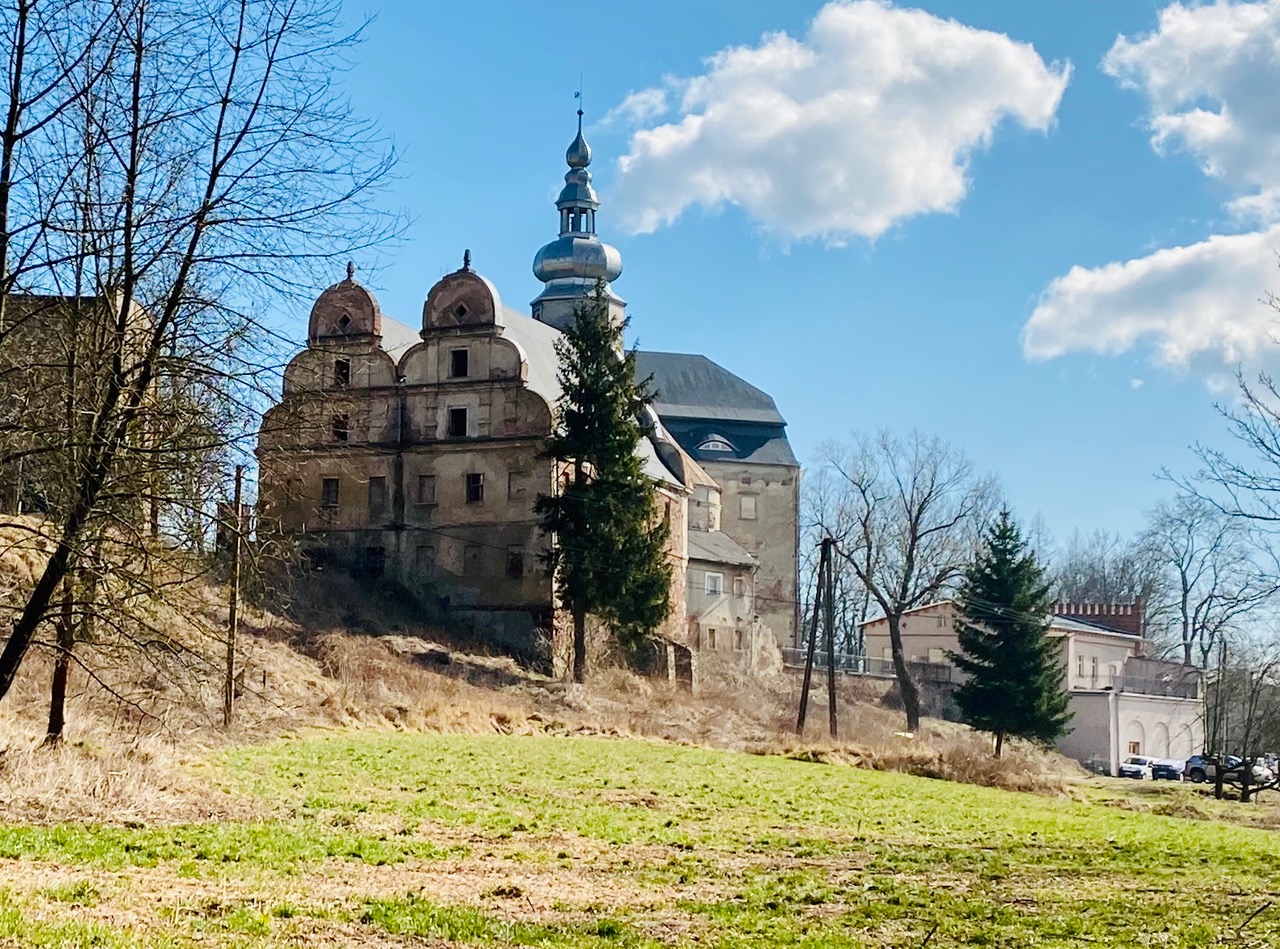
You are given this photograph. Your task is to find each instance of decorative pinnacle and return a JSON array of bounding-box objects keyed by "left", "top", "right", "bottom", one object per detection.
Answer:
[
  {"left": 462, "top": 248, "right": 472, "bottom": 272},
  {"left": 346, "top": 260, "right": 355, "bottom": 281}
]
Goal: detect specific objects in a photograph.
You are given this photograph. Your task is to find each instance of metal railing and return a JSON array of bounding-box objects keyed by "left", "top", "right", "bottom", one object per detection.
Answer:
[{"left": 780, "top": 649, "right": 958, "bottom": 684}]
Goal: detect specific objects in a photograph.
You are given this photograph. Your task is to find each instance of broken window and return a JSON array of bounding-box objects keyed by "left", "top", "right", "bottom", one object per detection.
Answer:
[
  {"left": 447, "top": 407, "right": 467, "bottom": 438},
  {"left": 334, "top": 358, "right": 351, "bottom": 388},
  {"left": 320, "top": 478, "right": 339, "bottom": 509},
  {"left": 449, "top": 348, "right": 469, "bottom": 378},
  {"left": 332, "top": 413, "right": 349, "bottom": 443},
  {"left": 466, "top": 472, "right": 484, "bottom": 504}
]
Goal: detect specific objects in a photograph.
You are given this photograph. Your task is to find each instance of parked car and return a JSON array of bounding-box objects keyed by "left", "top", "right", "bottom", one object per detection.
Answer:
[
  {"left": 1118, "top": 755, "right": 1156, "bottom": 779},
  {"left": 1184, "top": 754, "right": 1275, "bottom": 785},
  {"left": 1151, "top": 759, "right": 1184, "bottom": 781}
]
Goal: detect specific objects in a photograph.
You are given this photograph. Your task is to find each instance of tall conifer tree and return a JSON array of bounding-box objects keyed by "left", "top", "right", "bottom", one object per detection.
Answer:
[
  {"left": 951, "top": 511, "right": 1071, "bottom": 756},
  {"left": 536, "top": 283, "right": 671, "bottom": 681}
]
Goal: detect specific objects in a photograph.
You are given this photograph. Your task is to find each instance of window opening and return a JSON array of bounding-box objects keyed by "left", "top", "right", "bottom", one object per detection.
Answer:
[
  {"left": 447, "top": 407, "right": 467, "bottom": 438},
  {"left": 367, "top": 476, "right": 387, "bottom": 517},
  {"left": 321, "top": 477, "right": 339, "bottom": 509},
  {"left": 453, "top": 303, "right": 469, "bottom": 319},
  {"left": 707, "top": 628, "right": 717, "bottom": 649},
  {"left": 733, "top": 576, "right": 745, "bottom": 598},
  {"left": 734, "top": 629, "right": 745, "bottom": 652},
  {"left": 332, "top": 413, "right": 349, "bottom": 443},
  {"left": 334, "top": 358, "right": 351, "bottom": 388},
  {"left": 705, "top": 572, "right": 723, "bottom": 596},
  {"left": 506, "top": 546, "right": 525, "bottom": 578},
  {"left": 449, "top": 348, "right": 469, "bottom": 378},
  {"left": 466, "top": 472, "right": 484, "bottom": 504},
  {"left": 336, "top": 313, "right": 352, "bottom": 333}
]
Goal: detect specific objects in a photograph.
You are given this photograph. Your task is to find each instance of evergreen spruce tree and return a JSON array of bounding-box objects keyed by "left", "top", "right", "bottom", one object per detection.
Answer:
[
  {"left": 951, "top": 511, "right": 1071, "bottom": 756},
  {"left": 536, "top": 283, "right": 672, "bottom": 681}
]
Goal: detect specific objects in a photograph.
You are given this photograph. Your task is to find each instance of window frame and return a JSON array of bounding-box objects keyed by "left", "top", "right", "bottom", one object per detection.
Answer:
[
  {"left": 333, "top": 357, "right": 351, "bottom": 388},
  {"left": 447, "top": 406, "right": 468, "bottom": 438},
  {"left": 449, "top": 348, "right": 470, "bottom": 379},
  {"left": 465, "top": 472, "right": 485, "bottom": 504},
  {"left": 705, "top": 572, "right": 723, "bottom": 596},
  {"left": 332, "top": 413, "right": 350, "bottom": 443}
]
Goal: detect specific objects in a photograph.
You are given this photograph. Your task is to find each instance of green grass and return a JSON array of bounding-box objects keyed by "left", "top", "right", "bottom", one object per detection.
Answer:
[{"left": 4, "top": 733, "right": 1280, "bottom": 946}]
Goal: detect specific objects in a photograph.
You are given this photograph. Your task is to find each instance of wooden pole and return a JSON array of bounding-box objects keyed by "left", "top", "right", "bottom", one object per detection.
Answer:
[
  {"left": 796, "top": 539, "right": 827, "bottom": 735},
  {"left": 824, "top": 537, "right": 838, "bottom": 739},
  {"left": 223, "top": 465, "right": 243, "bottom": 728}
]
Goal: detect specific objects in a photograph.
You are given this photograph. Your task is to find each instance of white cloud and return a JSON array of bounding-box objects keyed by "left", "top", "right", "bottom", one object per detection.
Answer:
[
  {"left": 1024, "top": 2, "right": 1280, "bottom": 378},
  {"left": 600, "top": 88, "right": 670, "bottom": 128},
  {"left": 1103, "top": 0, "right": 1280, "bottom": 216},
  {"left": 608, "top": 0, "right": 1070, "bottom": 240},
  {"left": 1022, "top": 227, "right": 1280, "bottom": 370}
]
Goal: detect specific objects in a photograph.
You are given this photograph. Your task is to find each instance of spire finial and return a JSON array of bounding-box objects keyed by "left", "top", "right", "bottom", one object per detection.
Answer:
[
  {"left": 462, "top": 248, "right": 472, "bottom": 272},
  {"left": 346, "top": 260, "right": 355, "bottom": 281},
  {"left": 566, "top": 86, "right": 592, "bottom": 170}
]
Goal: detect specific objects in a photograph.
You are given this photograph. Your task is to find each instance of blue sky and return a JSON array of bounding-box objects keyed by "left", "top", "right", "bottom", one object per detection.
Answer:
[{"left": 321, "top": 0, "right": 1280, "bottom": 543}]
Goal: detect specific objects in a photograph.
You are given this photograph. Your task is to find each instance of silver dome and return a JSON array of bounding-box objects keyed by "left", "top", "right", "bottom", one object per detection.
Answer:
[{"left": 532, "top": 235, "right": 622, "bottom": 283}]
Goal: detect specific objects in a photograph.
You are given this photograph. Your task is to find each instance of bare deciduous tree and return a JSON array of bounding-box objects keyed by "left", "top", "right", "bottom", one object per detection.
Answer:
[{"left": 811, "top": 431, "right": 999, "bottom": 731}]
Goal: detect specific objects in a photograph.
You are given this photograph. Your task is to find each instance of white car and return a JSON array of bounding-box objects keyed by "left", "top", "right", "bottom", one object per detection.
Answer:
[{"left": 1118, "top": 755, "right": 1156, "bottom": 779}]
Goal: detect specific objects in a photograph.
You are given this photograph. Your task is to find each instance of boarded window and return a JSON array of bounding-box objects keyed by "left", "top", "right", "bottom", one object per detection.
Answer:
[
  {"left": 334, "top": 358, "right": 350, "bottom": 388},
  {"left": 466, "top": 472, "right": 484, "bottom": 504},
  {"left": 449, "top": 348, "right": 469, "bottom": 378},
  {"left": 367, "top": 476, "right": 387, "bottom": 517},
  {"left": 705, "top": 572, "right": 723, "bottom": 596},
  {"left": 332, "top": 413, "right": 349, "bottom": 442},
  {"left": 506, "top": 546, "right": 525, "bottom": 578},
  {"left": 321, "top": 478, "right": 339, "bottom": 509},
  {"left": 739, "top": 495, "right": 757, "bottom": 520},
  {"left": 447, "top": 407, "right": 467, "bottom": 437},
  {"left": 417, "top": 474, "right": 436, "bottom": 504}
]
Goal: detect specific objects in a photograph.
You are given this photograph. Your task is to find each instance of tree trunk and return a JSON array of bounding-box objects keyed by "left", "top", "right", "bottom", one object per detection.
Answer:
[
  {"left": 994, "top": 730, "right": 1004, "bottom": 759},
  {"left": 886, "top": 613, "right": 922, "bottom": 732},
  {"left": 572, "top": 605, "right": 586, "bottom": 684},
  {"left": 44, "top": 582, "right": 74, "bottom": 746}
]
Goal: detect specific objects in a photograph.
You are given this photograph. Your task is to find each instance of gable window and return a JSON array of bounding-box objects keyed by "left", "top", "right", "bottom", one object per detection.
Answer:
[
  {"left": 705, "top": 572, "right": 723, "bottom": 596},
  {"left": 320, "top": 477, "right": 339, "bottom": 509},
  {"left": 334, "top": 358, "right": 351, "bottom": 388},
  {"left": 465, "top": 472, "right": 484, "bottom": 504},
  {"left": 449, "top": 348, "right": 469, "bottom": 378},
  {"left": 367, "top": 476, "right": 387, "bottom": 518},
  {"left": 417, "top": 474, "right": 436, "bottom": 505},
  {"left": 447, "top": 407, "right": 467, "bottom": 438},
  {"left": 697, "top": 434, "right": 735, "bottom": 453},
  {"left": 332, "top": 413, "right": 349, "bottom": 443},
  {"left": 739, "top": 495, "right": 757, "bottom": 520},
  {"left": 506, "top": 545, "right": 525, "bottom": 579}
]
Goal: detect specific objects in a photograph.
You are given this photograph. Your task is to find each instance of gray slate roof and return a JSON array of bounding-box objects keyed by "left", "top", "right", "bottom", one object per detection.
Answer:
[
  {"left": 688, "top": 529, "right": 757, "bottom": 567},
  {"left": 635, "top": 351, "right": 786, "bottom": 425}
]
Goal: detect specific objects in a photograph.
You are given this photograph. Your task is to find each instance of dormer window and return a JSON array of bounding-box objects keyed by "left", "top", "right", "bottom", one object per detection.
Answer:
[{"left": 697, "top": 434, "right": 735, "bottom": 453}]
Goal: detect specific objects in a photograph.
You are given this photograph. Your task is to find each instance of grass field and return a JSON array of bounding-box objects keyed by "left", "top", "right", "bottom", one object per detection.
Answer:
[{"left": 2, "top": 733, "right": 1279, "bottom": 947}]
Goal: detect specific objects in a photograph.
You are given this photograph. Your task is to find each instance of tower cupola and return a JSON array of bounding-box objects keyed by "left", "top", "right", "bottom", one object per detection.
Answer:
[{"left": 531, "top": 108, "right": 624, "bottom": 330}]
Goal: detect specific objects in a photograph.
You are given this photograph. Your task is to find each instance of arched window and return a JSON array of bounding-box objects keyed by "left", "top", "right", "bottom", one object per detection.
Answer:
[{"left": 697, "top": 434, "right": 735, "bottom": 453}]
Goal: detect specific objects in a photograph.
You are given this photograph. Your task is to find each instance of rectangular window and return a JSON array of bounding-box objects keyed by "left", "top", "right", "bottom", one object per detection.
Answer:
[
  {"left": 734, "top": 629, "right": 745, "bottom": 652},
  {"left": 707, "top": 628, "right": 717, "bottom": 650},
  {"left": 739, "top": 495, "right": 757, "bottom": 520},
  {"left": 705, "top": 572, "right": 723, "bottom": 596},
  {"left": 1128, "top": 741, "right": 1141, "bottom": 755},
  {"left": 334, "top": 358, "right": 351, "bottom": 388},
  {"left": 1090, "top": 656, "right": 1098, "bottom": 680},
  {"left": 320, "top": 477, "right": 339, "bottom": 509},
  {"left": 449, "top": 348, "right": 469, "bottom": 378},
  {"left": 466, "top": 472, "right": 484, "bottom": 504},
  {"left": 733, "top": 576, "right": 745, "bottom": 598},
  {"left": 364, "top": 546, "right": 385, "bottom": 578},
  {"left": 506, "top": 545, "right": 525, "bottom": 579},
  {"left": 367, "top": 476, "right": 387, "bottom": 517},
  {"left": 463, "top": 544, "right": 483, "bottom": 576},
  {"left": 417, "top": 474, "right": 436, "bottom": 504},
  {"left": 1076, "top": 655, "right": 1084, "bottom": 678},
  {"left": 332, "top": 413, "right": 349, "bottom": 443},
  {"left": 447, "top": 407, "right": 467, "bottom": 438}
]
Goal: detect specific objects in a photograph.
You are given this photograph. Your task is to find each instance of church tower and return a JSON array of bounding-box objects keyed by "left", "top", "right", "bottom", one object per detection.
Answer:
[{"left": 530, "top": 109, "right": 625, "bottom": 330}]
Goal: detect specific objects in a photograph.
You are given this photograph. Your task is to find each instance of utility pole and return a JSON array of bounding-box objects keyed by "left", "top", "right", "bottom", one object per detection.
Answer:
[
  {"left": 223, "top": 465, "right": 243, "bottom": 728},
  {"left": 797, "top": 537, "right": 838, "bottom": 738}
]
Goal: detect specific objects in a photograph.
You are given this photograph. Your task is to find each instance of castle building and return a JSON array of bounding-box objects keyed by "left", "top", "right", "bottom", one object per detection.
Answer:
[{"left": 256, "top": 116, "right": 799, "bottom": 670}]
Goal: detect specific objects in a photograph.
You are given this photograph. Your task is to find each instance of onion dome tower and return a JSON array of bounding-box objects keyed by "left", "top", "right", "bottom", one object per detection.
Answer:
[{"left": 530, "top": 108, "right": 625, "bottom": 331}]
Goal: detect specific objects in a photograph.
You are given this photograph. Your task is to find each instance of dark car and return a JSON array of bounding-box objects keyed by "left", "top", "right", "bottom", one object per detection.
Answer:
[{"left": 1151, "top": 760, "right": 1184, "bottom": 781}]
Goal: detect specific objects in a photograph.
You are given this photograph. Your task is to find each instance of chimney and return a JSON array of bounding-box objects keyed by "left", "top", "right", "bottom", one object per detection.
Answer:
[{"left": 1054, "top": 598, "right": 1144, "bottom": 637}]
